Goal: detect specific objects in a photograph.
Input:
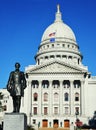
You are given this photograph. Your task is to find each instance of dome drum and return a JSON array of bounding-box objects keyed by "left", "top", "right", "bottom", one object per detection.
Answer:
[
  {"left": 36, "top": 49, "right": 82, "bottom": 58},
  {"left": 41, "top": 37, "right": 77, "bottom": 47},
  {"left": 35, "top": 51, "right": 82, "bottom": 66},
  {"left": 38, "top": 42, "right": 79, "bottom": 53}
]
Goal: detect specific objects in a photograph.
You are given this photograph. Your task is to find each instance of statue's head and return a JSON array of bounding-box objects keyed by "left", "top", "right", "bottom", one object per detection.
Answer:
[{"left": 15, "top": 62, "right": 20, "bottom": 70}]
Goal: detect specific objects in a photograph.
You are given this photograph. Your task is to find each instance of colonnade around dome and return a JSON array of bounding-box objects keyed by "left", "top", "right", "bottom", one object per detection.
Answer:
[{"left": 36, "top": 54, "right": 82, "bottom": 66}]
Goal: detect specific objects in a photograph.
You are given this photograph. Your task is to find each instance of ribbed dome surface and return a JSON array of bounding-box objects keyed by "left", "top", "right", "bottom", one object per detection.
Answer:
[{"left": 41, "top": 21, "right": 76, "bottom": 42}]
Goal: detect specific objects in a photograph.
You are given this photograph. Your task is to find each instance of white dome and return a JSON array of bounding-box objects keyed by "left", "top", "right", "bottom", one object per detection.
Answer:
[
  {"left": 35, "top": 5, "right": 82, "bottom": 66},
  {"left": 41, "top": 22, "right": 76, "bottom": 42}
]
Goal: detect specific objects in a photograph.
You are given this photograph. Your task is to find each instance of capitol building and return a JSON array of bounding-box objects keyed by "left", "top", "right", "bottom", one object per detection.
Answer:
[{"left": 0, "top": 5, "right": 96, "bottom": 128}]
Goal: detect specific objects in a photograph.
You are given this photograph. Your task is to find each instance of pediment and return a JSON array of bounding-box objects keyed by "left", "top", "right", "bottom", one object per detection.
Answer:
[{"left": 27, "top": 61, "right": 85, "bottom": 74}]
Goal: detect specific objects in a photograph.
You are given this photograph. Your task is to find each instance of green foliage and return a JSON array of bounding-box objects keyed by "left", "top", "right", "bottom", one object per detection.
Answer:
[
  {"left": 0, "top": 101, "right": 2, "bottom": 106},
  {"left": 27, "top": 125, "right": 35, "bottom": 130},
  {"left": 0, "top": 92, "right": 4, "bottom": 112},
  {"left": 0, "top": 92, "right": 3, "bottom": 100},
  {"left": 27, "top": 128, "right": 34, "bottom": 130}
]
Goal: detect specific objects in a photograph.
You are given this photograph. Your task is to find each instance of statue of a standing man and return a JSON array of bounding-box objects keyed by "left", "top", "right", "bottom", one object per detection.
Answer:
[{"left": 7, "top": 62, "right": 27, "bottom": 113}]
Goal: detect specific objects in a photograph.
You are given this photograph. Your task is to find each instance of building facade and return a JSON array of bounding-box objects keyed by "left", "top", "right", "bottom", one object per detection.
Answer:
[{"left": 0, "top": 5, "right": 96, "bottom": 128}]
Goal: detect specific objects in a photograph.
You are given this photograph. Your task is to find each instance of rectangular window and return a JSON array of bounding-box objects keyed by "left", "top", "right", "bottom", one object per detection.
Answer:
[
  {"left": 44, "top": 107, "right": 48, "bottom": 115},
  {"left": 75, "top": 107, "right": 79, "bottom": 115},
  {"left": 54, "top": 93, "right": 59, "bottom": 102},
  {"left": 33, "top": 107, "right": 37, "bottom": 115},
  {"left": 34, "top": 93, "right": 38, "bottom": 101},
  {"left": 75, "top": 97, "right": 79, "bottom": 101},
  {"left": 54, "top": 107, "right": 58, "bottom": 114},
  {"left": 33, "top": 119, "right": 36, "bottom": 124},
  {"left": 44, "top": 93, "right": 48, "bottom": 101},
  {"left": 65, "top": 107, "right": 68, "bottom": 115}
]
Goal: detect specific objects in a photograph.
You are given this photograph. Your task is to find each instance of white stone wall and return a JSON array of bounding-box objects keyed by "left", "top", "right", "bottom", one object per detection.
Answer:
[
  {"left": 0, "top": 75, "right": 96, "bottom": 126},
  {"left": 21, "top": 71, "right": 90, "bottom": 126}
]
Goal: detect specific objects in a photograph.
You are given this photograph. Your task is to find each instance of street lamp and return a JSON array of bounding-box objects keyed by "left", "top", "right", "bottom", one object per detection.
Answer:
[
  {"left": 75, "top": 110, "right": 79, "bottom": 130},
  {"left": 75, "top": 110, "right": 79, "bottom": 120}
]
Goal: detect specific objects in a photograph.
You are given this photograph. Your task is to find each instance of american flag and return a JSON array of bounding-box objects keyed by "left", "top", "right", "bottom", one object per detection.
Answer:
[{"left": 49, "top": 32, "right": 56, "bottom": 37}]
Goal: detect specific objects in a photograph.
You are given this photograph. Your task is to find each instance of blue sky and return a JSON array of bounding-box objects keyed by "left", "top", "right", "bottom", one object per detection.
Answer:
[{"left": 0, "top": 0, "right": 96, "bottom": 88}]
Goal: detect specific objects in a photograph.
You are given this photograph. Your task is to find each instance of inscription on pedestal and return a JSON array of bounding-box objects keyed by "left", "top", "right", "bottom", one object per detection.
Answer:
[{"left": 4, "top": 113, "right": 27, "bottom": 130}]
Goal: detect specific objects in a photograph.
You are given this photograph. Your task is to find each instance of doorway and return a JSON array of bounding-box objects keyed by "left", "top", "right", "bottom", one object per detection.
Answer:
[
  {"left": 53, "top": 119, "right": 59, "bottom": 128},
  {"left": 64, "top": 119, "right": 70, "bottom": 127},
  {"left": 42, "top": 119, "right": 48, "bottom": 127}
]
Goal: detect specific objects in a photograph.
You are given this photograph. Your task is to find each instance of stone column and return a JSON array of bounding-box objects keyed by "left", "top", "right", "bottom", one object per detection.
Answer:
[
  {"left": 28, "top": 81, "right": 32, "bottom": 126},
  {"left": 70, "top": 80, "right": 74, "bottom": 115},
  {"left": 80, "top": 80, "right": 85, "bottom": 116},
  {"left": 38, "top": 80, "right": 42, "bottom": 116},
  {"left": 26, "top": 80, "right": 32, "bottom": 125},
  {"left": 49, "top": 80, "right": 52, "bottom": 116},
  {"left": 60, "top": 80, "right": 63, "bottom": 116}
]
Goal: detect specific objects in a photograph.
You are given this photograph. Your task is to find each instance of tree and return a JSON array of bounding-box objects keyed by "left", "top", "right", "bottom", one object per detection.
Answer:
[
  {"left": 89, "top": 111, "right": 96, "bottom": 129},
  {"left": 0, "top": 92, "right": 4, "bottom": 112}
]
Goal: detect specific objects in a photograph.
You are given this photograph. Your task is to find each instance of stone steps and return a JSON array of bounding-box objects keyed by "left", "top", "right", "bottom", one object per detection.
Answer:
[{"left": 39, "top": 128, "right": 70, "bottom": 130}]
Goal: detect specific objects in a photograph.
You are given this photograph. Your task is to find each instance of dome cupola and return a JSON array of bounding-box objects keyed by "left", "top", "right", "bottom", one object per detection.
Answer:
[{"left": 35, "top": 5, "right": 82, "bottom": 66}]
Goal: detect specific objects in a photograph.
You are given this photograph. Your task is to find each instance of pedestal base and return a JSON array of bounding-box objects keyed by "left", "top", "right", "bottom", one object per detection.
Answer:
[{"left": 3, "top": 113, "right": 27, "bottom": 130}]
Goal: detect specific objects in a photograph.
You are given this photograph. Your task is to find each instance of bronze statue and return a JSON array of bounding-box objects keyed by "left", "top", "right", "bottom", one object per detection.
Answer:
[{"left": 7, "top": 62, "right": 27, "bottom": 113}]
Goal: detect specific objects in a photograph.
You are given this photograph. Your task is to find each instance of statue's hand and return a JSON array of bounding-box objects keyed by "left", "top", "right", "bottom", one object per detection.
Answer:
[{"left": 7, "top": 85, "right": 13, "bottom": 92}]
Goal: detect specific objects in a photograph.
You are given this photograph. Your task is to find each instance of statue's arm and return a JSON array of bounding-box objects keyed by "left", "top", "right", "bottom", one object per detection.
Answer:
[{"left": 6, "top": 72, "right": 13, "bottom": 92}]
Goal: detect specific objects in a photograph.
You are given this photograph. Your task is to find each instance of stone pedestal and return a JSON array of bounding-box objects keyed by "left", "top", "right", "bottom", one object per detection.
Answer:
[{"left": 3, "top": 113, "right": 27, "bottom": 130}]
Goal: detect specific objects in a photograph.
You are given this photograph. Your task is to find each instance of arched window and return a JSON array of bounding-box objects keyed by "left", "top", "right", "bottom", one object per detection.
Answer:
[
  {"left": 44, "top": 93, "right": 48, "bottom": 101},
  {"left": 31, "top": 80, "right": 39, "bottom": 88},
  {"left": 62, "top": 55, "right": 67, "bottom": 59},
  {"left": 45, "top": 56, "right": 48, "bottom": 59},
  {"left": 62, "top": 44, "right": 65, "bottom": 47},
  {"left": 75, "top": 92, "right": 79, "bottom": 101},
  {"left": 74, "top": 80, "right": 81, "bottom": 88},
  {"left": 37, "top": 59, "right": 40, "bottom": 65},
  {"left": 54, "top": 92, "right": 59, "bottom": 102},
  {"left": 64, "top": 93, "right": 69, "bottom": 101},
  {"left": 52, "top": 80, "right": 60, "bottom": 88},
  {"left": 63, "top": 80, "right": 70, "bottom": 88},
  {"left": 68, "top": 56, "right": 72, "bottom": 60},
  {"left": 33, "top": 93, "right": 38, "bottom": 101},
  {"left": 42, "top": 80, "right": 49, "bottom": 88},
  {"left": 50, "top": 55, "right": 54, "bottom": 58},
  {"left": 78, "top": 59, "right": 80, "bottom": 64}
]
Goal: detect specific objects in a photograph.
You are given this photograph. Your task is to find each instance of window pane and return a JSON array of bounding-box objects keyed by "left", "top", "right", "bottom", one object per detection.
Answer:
[
  {"left": 54, "top": 93, "right": 59, "bottom": 102},
  {"left": 65, "top": 107, "right": 68, "bottom": 114},
  {"left": 64, "top": 93, "right": 68, "bottom": 101},
  {"left": 75, "top": 93, "right": 79, "bottom": 101},
  {"left": 34, "top": 107, "right": 37, "bottom": 115},
  {"left": 33, "top": 93, "right": 38, "bottom": 101},
  {"left": 44, "top": 107, "right": 48, "bottom": 115},
  {"left": 44, "top": 93, "right": 48, "bottom": 101},
  {"left": 54, "top": 107, "right": 58, "bottom": 114}
]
